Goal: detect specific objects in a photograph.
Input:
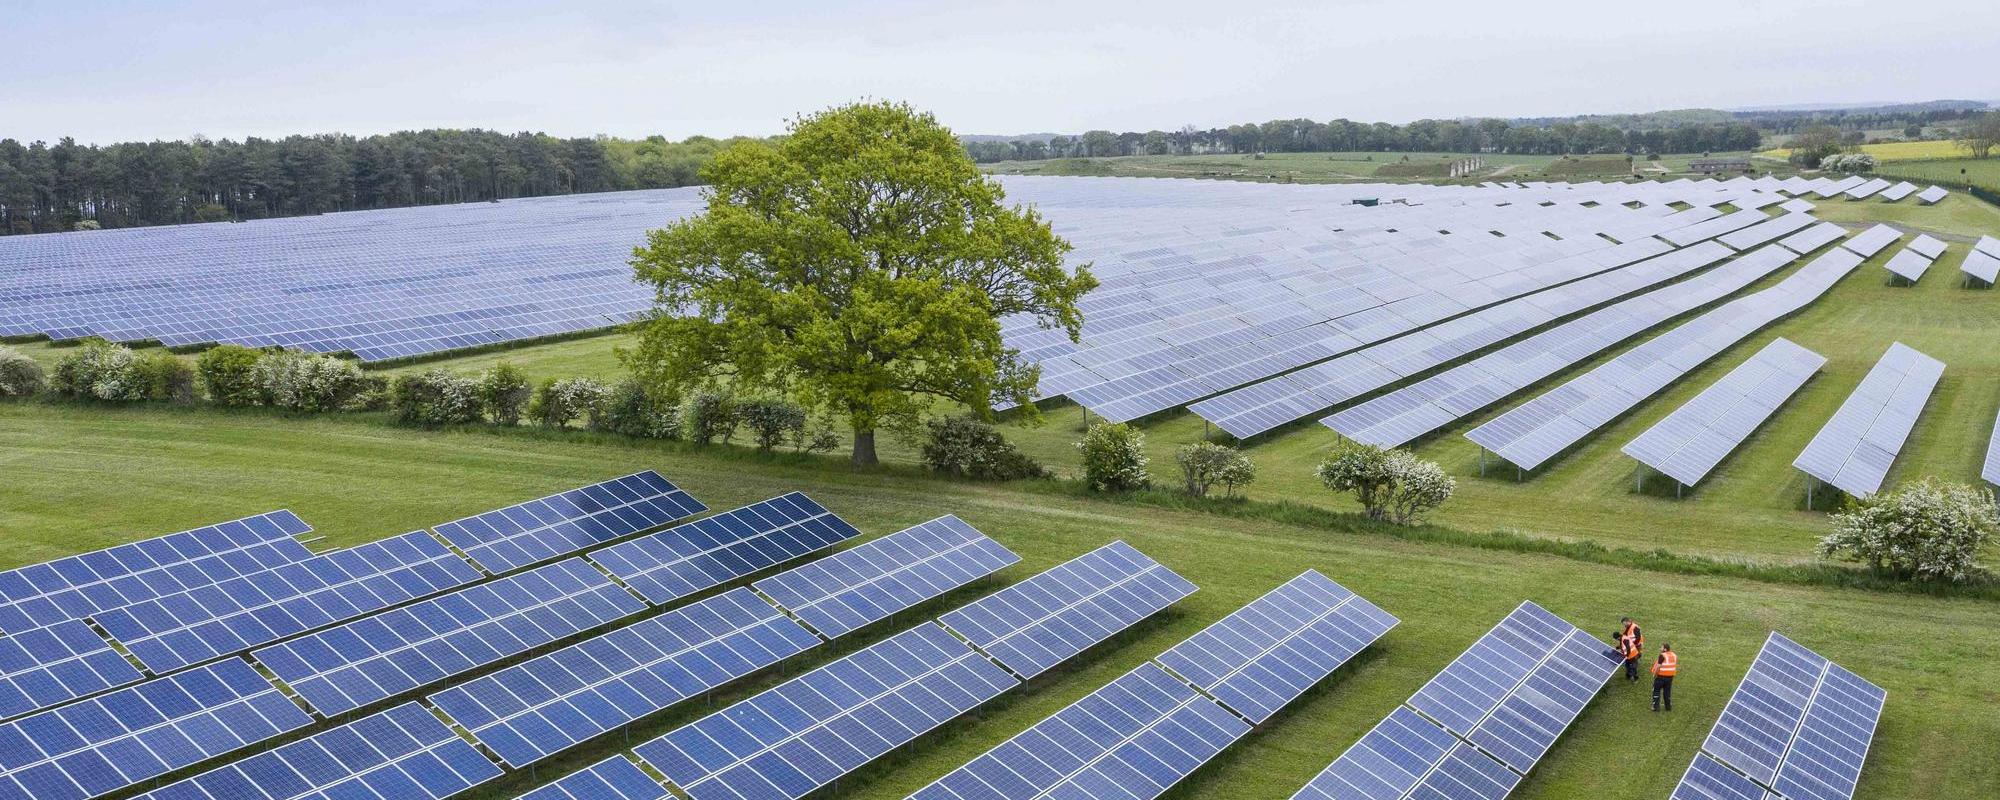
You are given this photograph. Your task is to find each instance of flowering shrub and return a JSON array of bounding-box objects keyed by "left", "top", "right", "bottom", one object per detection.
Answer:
[
  {"left": 477, "top": 363, "right": 532, "bottom": 426},
  {"left": 392, "top": 369, "right": 484, "bottom": 426},
  {"left": 1176, "top": 442, "right": 1255, "bottom": 498},
  {"left": 922, "top": 416, "right": 1044, "bottom": 479},
  {"left": 532, "top": 377, "right": 609, "bottom": 429},
  {"left": 51, "top": 340, "right": 147, "bottom": 401},
  {"left": 600, "top": 379, "right": 680, "bottom": 438},
  {"left": 0, "top": 346, "right": 45, "bottom": 397},
  {"left": 252, "top": 351, "right": 366, "bottom": 412},
  {"left": 1078, "top": 422, "right": 1149, "bottom": 492},
  {"left": 1820, "top": 479, "right": 1996, "bottom": 582},
  {"left": 196, "top": 345, "right": 263, "bottom": 406}
]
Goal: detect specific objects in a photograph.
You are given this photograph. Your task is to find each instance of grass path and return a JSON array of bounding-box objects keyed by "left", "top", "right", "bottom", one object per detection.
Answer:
[{"left": 0, "top": 403, "right": 1995, "bottom": 799}]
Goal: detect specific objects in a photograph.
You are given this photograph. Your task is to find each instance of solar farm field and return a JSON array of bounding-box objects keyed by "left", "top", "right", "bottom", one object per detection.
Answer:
[
  {"left": 1873, "top": 158, "right": 2000, "bottom": 195},
  {"left": 0, "top": 402, "right": 1996, "bottom": 800}
]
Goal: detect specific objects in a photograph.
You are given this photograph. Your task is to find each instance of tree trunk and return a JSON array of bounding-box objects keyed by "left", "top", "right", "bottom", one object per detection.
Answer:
[{"left": 851, "top": 428, "right": 879, "bottom": 467}]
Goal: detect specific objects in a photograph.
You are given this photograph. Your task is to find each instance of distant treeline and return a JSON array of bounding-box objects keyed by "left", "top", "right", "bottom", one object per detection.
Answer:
[
  {"left": 0, "top": 130, "right": 768, "bottom": 236},
  {"left": 961, "top": 118, "right": 1764, "bottom": 163}
]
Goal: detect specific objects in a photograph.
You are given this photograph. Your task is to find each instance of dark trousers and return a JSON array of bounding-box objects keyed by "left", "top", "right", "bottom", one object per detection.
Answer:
[
  {"left": 1653, "top": 676, "right": 1673, "bottom": 710},
  {"left": 1624, "top": 658, "right": 1639, "bottom": 681}
]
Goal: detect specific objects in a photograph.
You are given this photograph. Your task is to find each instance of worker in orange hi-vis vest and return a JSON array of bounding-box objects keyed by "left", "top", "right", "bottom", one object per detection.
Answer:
[
  {"left": 1652, "top": 643, "right": 1679, "bottom": 712},
  {"left": 1612, "top": 616, "right": 1644, "bottom": 683}
]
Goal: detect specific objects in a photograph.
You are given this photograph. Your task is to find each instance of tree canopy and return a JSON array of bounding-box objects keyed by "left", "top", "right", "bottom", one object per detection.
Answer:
[{"left": 623, "top": 101, "right": 1096, "bottom": 466}]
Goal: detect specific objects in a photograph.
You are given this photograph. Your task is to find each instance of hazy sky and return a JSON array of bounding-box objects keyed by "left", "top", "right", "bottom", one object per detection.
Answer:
[{"left": 5, "top": 0, "right": 1995, "bottom": 144}]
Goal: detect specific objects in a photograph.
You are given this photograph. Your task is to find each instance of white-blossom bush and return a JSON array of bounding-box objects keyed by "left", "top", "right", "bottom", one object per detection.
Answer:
[
  {"left": 1821, "top": 153, "right": 1878, "bottom": 174},
  {"left": 253, "top": 351, "right": 365, "bottom": 412},
  {"left": 1820, "top": 479, "right": 1997, "bottom": 583},
  {"left": 392, "top": 369, "right": 484, "bottom": 426},
  {"left": 0, "top": 346, "right": 45, "bottom": 397},
  {"left": 1385, "top": 451, "right": 1455, "bottom": 524},
  {"left": 51, "top": 340, "right": 147, "bottom": 401},
  {"left": 532, "top": 377, "right": 609, "bottom": 429},
  {"left": 1175, "top": 441, "right": 1256, "bottom": 498},
  {"left": 1078, "top": 422, "right": 1149, "bottom": 492},
  {"left": 1316, "top": 442, "right": 1396, "bottom": 518},
  {"left": 1317, "top": 442, "right": 1454, "bottom": 524}
]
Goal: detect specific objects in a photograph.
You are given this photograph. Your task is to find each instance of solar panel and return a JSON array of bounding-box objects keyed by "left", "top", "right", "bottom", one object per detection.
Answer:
[
  {"left": 1622, "top": 338, "right": 1827, "bottom": 486},
  {"left": 95, "top": 530, "right": 482, "bottom": 674},
  {"left": 1289, "top": 707, "right": 1520, "bottom": 800},
  {"left": 432, "top": 471, "right": 706, "bottom": 573},
  {"left": 1962, "top": 250, "right": 2000, "bottom": 285},
  {"left": 587, "top": 493, "right": 862, "bottom": 606},
  {"left": 0, "top": 510, "right": 313, "bottom": 635},
  {"left": 253, "top": 558, "right": 646, "bottom": 717},
  {"left": 1406, "top": 601, "right": 1620, "bottom": 773},
  {"left": 1875, "top": 182, "right": 1918, "bottom": 203},
  {"left": 907, "top": 663, "right": 1252, "bottom": 800},
  {"left": 1882, "top": 249, "right": 1933, "bottom": 283},
  {"left": 752, "top": 515, "right": 1020, "bottom": 638},
  {"left": 130, "top": 702, "right": 501, "bottom": 800},
  {"left": 0, "top": 619, "right": 145, "bottom": 720},
  {"left": 1905, "top": 235, "right": 1947, "bottom": 260},
  {"left": 516, "top": 756, "right": 667, "bottom": 800},
  {"left": 1914, "top": 186, "right": 1948, "bottom": 204},
  {"left": 426, "top": 587, "right": 819, "bottom": 768},
  {"left": 1840, "top": 225, "right": 1903, "bottom": 258},
  {"left": 1155, "top": 570, "right": 1398, "bottom": 723},
  {"left": 937, "top": 541, "right": 1197, "bottom": 679},
  {"left": 1698, "top": 633, "right": 1886, "bottom": 800},
  {"left": 1977, "top": 235, "right": 2000, "bottom": 258},
  {"left": 1778, "top": 223, "right": 1846, "bottom": 255},
  {"left": 0, "top": 658, "right": 314, "bottom": 800},
  {"left": 1671, "top": 753, "right": 1774, "bottom": 800},
  {"left": 1793, "top": 342, "right": 1945, "bottom": 497},
  {"left": 631, "top": 622, "right": 1019, "bottom": 800},
  {"left": 1984, "top": 407, "right": 2000, "bottom": 488}
]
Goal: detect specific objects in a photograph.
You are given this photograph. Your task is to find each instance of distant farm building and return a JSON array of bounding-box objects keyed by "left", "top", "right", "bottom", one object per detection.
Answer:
[{"left": 1691, "top": 157, "right": 1754, "bottom": 175}]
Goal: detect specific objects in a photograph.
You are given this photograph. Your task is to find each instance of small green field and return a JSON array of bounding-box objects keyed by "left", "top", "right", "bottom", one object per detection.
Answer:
[
  {"left": 1874, "top": 158, "right": 2000, "bottom": 195},
  {"left": 1541, "top": 154, "right": 1634, "bottom": 177}
]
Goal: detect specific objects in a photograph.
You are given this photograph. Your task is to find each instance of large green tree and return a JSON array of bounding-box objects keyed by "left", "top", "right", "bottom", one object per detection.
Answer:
[{"left": 624, "top": 101, "right": 1097, "bottom": 466}]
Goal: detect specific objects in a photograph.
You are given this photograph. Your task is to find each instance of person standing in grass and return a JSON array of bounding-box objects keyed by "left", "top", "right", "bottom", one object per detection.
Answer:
[
  {"left": 1613, "top": 616, "right": 1644, "bottom": 682},
  {"left": 1653, "top": 643, "right": 1679, "bottom": 711}
]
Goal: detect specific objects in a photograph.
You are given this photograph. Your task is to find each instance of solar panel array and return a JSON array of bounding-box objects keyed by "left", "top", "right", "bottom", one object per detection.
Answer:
[
  {"left": 95, "top": 530, "right": 483, "bottom": 673},
  {"left": 631, "top": 622, "right": 1021, "bottom": 800},
  {"left": 253, "top": 558, "right": 647, "bottom": 716},
  {"left": 515, "top": 756, "right": 667, "bottom": 800},
  {"left": 1621, "top": 338, "right": 1827, "bottom": 487},
  {"left": 588, "top": 492, "right": 861, "bottom": 606},
  {"left": 1793, "top": 342, "right": 1945, "bottom": 498},
  {"left": 0, "top": 510, "right": 312, "bottom": 635},
  {"left": 0, "top": 620, "right": 145, "bottom": 720},
  {"left": 1291, "top": 601, "right": 1617, "bottom": 800},
  {"left": 1840, "top": 225, "right": 1903, "bottom": 258},
  {"left": 1155, "top": 570, "right": 1397, "bottom": 723},
  {"left": 1875, "top": 182, "right": 1919, "bottom": 203},
  {"left": 1915, "top": 186, "right": 1949, "bottom": 204},
  {"left": 132, "top": 702, "right": 502, "bottom": 800},
  {"left": 1291, "top": 706, "right": 1521, "bottom": 800},
  {"left": 912, "top": 570, "right": 1394, "bottom": 800},
  {"left": 1985, "top": 406, "right": 2000, "bottom": 489},
  {"left": 752, "top": 515, "right": 1020, "bottom": 638},
  {"left": 1842, "top": 178, "right": 1891, "bottom": 201},
  {"left": 426, "top": 588, "right": 823, "bottom": 768},
  {"left": 0, "top": 658, "right": 315, "bottom": 800},
  {"left": 432, "top": 471, "right": 706, "bottom": 573},
  {"left": 1465, "top": 246, "right": 1863, "bottom": 471},
  {"left": 1778, "top": 222, "right": 1846, "bottom": 255},
  {"left": 938, "top": 541, "right": 1198, "bottom": 679},
  {"left": 907, "top": 663, "right": 1252, "bottom": 800},
  {"left": 1672, "top": 753, "right": 1775, "bottom": 800},
  {"left": 1323, "top": 241, "right": 1802, "bottom": 449},
  {"left": 1963, "top": 248, "right": 2000, "bottom": 285},
  {"left": 1679, "top": 633, "right": 1886, "bottom": 800}
]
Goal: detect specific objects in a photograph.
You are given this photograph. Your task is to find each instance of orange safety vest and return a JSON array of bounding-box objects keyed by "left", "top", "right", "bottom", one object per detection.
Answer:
[
  {"left": 1621, "top": 635, "right": 1640, "bottom": 661},
  {"left": 1655, "top": 651, "right": 1678, "bottom": 677},
  {"left": 1623, "top": 621, "right": 1643, "bottom": 647}
]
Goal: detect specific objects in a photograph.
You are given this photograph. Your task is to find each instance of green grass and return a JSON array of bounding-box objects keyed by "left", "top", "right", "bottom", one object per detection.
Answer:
[
  {"left": 1541, "top": 154, "right": 1634, "bottom": 177},
  {"left": 1874, "top": 158, "right": 2000, "bottom": 195},
  {"left": 1, "top": 402, "right": 1998, "bottom": 799}
]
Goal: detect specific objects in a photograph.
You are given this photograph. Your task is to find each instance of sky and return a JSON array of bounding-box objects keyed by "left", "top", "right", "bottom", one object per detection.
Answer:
[{"left": 4, "top": 0, "right": 1996, "bottom": 144}]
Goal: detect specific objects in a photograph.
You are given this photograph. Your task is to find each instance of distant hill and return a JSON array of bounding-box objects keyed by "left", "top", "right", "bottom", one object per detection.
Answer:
[
  {"left": 1727, "top": 100, "right": 1989, "bottom": 113},
  {"left": 960, "top": 133, "right": 1063, "bottom": 143}
]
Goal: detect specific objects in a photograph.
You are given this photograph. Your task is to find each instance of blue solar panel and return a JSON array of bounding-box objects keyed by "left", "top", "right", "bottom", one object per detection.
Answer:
[
  {"left": 0, "top": 510, "right": 312, "bottom": 634},
  {"left": 938, "top": 541, "right": 1196, "bottom": 679},
  {"left": 1155, "top": 570, "right": 1398, "bottom": 723},
  {"left": 428, "top": 587, "right": 820, "bottom": 768},
  {"left": 254, "top": 558, "right": 646, "bottom": 717},
  {"left": 909, "top": 662, "right": 1251, "bottom": 800},
  {"left": 0, "top": 658, "right": 314, "bottom": 800},
  {"left": 0, "top": 619, "right": 144, "bottom": 719},
  {"left": 95, "top": 530, "right": 482, "bottom": 673},
  {"left": 752, "top": 515, "right": 1020, "bottom": 638},
  {"left": 588, "top": 493, "right": 862, "bottom": 605},
  {"left": 432, "top": 471, "right": 706, "bottom": 573},
  {"left": 1671, "top": 753, "right": 1774, "bottom": 800},
  {"left": 131, "top": 702, "right": 502, "bottom": 800},
  {"left": 1289, "top": 707, "right": 1519, "bottom": 800},
  {"left": 1406, "top": 601, "right": 1619, "bottom": 774},
  {"left": 515, "top": 756, "right": 667, "bottom": 800},
  {"left": 1701, "top": 633, "right": 1885, "bottom": 800},
  {"left": 632, "top": 622, "right": 1019, "bottom": 800}
]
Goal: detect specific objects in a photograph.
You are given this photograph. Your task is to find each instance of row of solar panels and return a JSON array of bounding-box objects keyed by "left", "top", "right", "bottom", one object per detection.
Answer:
[{"left": 1670, "top": 634, "right": 1887, "bottom": 800}]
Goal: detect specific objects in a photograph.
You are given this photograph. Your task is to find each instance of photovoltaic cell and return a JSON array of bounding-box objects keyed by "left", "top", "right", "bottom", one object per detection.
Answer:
[
  {"left": 131, "top": 702, "right": 500, "bottom": 800},
  {"left": 907, "top": 663, "right": 1251, "bottom": 800},
  {"left": 515, "top": 756, "right": 667, "bottom": 800},
  {"left": 937, "top": 541, "right": 1197, "bottom": 679},
  {"left": 1698, "top": 633, "right": 1886, "bottom": 800},
  {"left": 95, "top": 531, "right": 482, "bottom": 673},
  {"left": 1984, "top": 407, "right": 2000, "bottom": 488},
  {"left": 0, "top": 510, "right": 313, "bottom": 635},
  {"left": 588, "top": 493, "right": 862, "bottom": 606},
  {"left": 427, "top": 588, "right": 819, "bottom": 768},
  {"left": 1792, "top": 342, "right": 1944, "bottom": 497},
  {"left": 1622, "top": 338, "right": 1826, "bottom": 486},
  {"left": 253, "top": 558, "right": 646, "bottom": 716},
  {"left": 0, "top": 658, "right": 314, "bottom": 800},
  {"left": 752, "top": 515, "right": 1020, "bottom": 638},
  {"left": 0, "top": 620, "right": 145, "bottom": 720},
  {"left": 1154, "top": 570, "right": 1398, "bottom": 723},
  {"left": 1289, "top": 707, "right": 1519, "bottom": 800},
  {"left": 632, "top": 622, "right": 1019, "bottom": 800},
  {"left": 432, "top": 471, "right": 706, "bottom": 573}
]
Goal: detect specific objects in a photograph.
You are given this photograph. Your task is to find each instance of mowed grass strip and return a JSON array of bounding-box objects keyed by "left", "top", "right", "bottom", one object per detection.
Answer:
[{"left": 0, "top": 403, "right": 1996, "bottom": 799}]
